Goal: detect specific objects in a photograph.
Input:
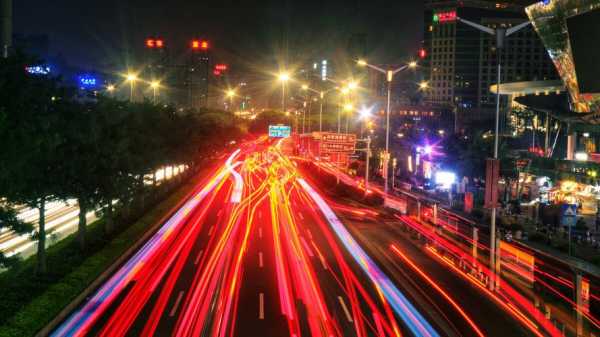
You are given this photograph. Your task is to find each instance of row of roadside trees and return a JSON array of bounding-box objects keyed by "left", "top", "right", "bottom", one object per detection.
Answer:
[{"left": 0, "top": 54, "right": 245, "bottom": 274}]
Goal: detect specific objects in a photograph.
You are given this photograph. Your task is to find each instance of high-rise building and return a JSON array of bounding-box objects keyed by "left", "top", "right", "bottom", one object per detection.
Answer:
[{"left": 422, "top": 0, "right": 557, "bottom": 124}]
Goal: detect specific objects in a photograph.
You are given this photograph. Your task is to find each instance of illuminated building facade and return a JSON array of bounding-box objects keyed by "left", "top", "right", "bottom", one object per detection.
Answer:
[
  {"left": 526, "top": 0, "right": 600, "bottom": 115},
  {"left": 423, "top": 1, "right": 556, "bottom": 124}
]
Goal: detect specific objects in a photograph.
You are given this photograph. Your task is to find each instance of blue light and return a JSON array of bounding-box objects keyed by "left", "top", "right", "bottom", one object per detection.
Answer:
[
  {"left": 25, "top": 65, "right": 51, "bottom": 75},
  {"left": 78, "top": 74, "right": 98, "bottom": 88}
]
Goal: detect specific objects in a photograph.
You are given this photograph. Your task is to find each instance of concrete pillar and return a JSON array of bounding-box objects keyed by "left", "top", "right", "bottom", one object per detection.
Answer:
[
  {"left": 1, "top": 0, "right": 12, "bottom": 58},
  {"left": 575, "top": 274, "right": 584, "bottom": 336},
  {"left": 495, "top": 234, "right": 501, "bottom": 290},
  {"left": 567, "top": 130, "right": 576, "bottom": 160}
]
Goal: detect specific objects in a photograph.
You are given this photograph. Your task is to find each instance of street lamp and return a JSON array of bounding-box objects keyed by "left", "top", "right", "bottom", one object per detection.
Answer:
[
  {"left": 301, "top": 84, "right": 333, "bottom": 133},
  {"left": 278, "top": 72, "right": 290, "bottom": 118},
  {"left": 457, "top": 16, "right": 531, "bottom": 292},
  {"left": 357, "top": 59, "right": 417, "bottom": 196},
  {"left": 226, "top": 89, "right": 236, "bottom": 111},
  {"left": 150, "top": 81, "right": 160, "bottom": 104},
  {"left": 106, "top": 84, "right": 115, "bottom": 95},
  {"left": 419, "top": 81, "right": 429, "bottom": 90},
  {"left": 126, "top": 73, "right": 137, "bottom": 102}
]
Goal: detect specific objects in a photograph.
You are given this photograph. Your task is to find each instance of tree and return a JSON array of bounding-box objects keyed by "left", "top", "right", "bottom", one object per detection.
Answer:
[
  {"left": 0, "top": 54, "right": 69, "bottom": 274},
  {"left": 0, "top": 205, "right": 33, "bottom": 267}
]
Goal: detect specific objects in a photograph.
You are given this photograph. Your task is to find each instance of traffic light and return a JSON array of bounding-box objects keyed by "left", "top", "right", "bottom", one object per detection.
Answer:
[
  {"left": 418, "top": 48, "right": 427, "bottom": 59},
  {"left": 215, "top": 64, "right": 227, "bottom": 71},
  {"left": 146, "top": 38, "right": 155, "bottom": 48}
]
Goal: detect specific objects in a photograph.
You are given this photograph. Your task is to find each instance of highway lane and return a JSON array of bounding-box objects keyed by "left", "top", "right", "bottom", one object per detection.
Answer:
[
  {"left": 0, "top": 166, "right": 187, "bottom": 262},
  {"left": 51, "top": 137, "right": 556, "bottom": 337}
]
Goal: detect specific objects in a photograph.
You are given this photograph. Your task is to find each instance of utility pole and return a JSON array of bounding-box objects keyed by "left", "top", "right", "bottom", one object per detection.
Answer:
[
  {"left": 1, "top": 0, "right": 12, "bottom": 58},
  {"left": 357, "top": 137, "right": 371, "bottom": 194},
  {"left": 457, "top": 16, "right": 531, "bottom": 291}
]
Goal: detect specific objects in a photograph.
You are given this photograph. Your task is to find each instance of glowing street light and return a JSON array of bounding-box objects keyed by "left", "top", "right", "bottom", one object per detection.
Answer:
[
  {"left": 359, "top": 106, "right": 372, "bottom": 120},
  {"left": 357, "top": 59, "right": 418, "bottom": 195},
  {"left": 278, "top": 72, "right": 290, "bottom": 115},
  {"left": 419, "top": 81, "right": 429, "bottom": 90},
  {"left": 106, "top": 84, "right": 115, "bottom": 92},
  {"left": 150, "top": 81, "right": 160, "bottom": 103},
  {"left": 125, "top": 73, "right": 138, "bottom": 101},
  {"left": 226, "top": 89, "right": 236, "bottom": 111}
]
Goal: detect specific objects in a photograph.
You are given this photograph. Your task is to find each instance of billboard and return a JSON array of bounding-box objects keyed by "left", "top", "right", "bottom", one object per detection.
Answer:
[{"left": 268, "top": 125, "right": 291, "bottom": 138}]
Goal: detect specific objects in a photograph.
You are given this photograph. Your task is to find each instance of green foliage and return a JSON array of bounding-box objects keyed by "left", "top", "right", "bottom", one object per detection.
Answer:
[
  {"left": 0, "top": 53, "right": 247, "bottom": 271},
  {"left": 0, "top": 175, "right": 201, "bottom": 337}
]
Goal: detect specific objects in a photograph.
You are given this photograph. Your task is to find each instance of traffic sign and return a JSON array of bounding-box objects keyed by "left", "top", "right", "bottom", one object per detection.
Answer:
[
  {"left": 268, "top": 125, "right": 291, "bottom": 138},
  {"left": 561, "top": 203, "right": 577, "bottom": 227}
]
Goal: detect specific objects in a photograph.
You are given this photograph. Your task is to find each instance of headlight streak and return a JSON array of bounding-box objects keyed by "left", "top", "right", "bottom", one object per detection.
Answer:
[
  {"left": 53, "top": 138, "right": 560, "bottom": 337},
  {"left": 396, "top": 215, "right": 563, "bottom": 337},
  {"left": 389, "top": 244, "right": 485, "bottom": 337},
  {"left": 297, "top": 178, "right": 441, "bottom": 337},
  {"left": 51, "top": 151, "right": 239, "bottom": 337}
]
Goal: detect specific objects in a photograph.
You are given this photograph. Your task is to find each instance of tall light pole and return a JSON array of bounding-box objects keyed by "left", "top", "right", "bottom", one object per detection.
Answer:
[
  {"left": 457, "top": 17, "right": 530, "bottom": 291},
  {"left": 357, "top": 59, "right": 417, "bottom": 196},
  {"left": 226, "top": 89, "right": 236, "bottom": 111},
  {"left": 343, "top": 103, "right": 354, "bottom": 133},
  {"left": 106, "top": 84, "right": 115, "bottom": 97},
  {"left": 303, "top": 84, "right": 334, "bottom": 133},
  {"left": 150, "top": 81, "right": 160, "bottom": 104},
  {"left": 126, "top": 73, "right": 137, "bottom": 102},
  {"left": 278, "top": 72, "right": 290, "bottom": 118}
]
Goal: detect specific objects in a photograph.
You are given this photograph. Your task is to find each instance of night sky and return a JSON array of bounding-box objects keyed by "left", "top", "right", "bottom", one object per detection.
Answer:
[{"left": 14, "top": 0, "right": 423, "bottom": 74}]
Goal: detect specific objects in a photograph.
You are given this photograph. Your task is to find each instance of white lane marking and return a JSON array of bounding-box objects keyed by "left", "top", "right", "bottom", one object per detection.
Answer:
[
  {"left": 259, "top": 252, "right": 264, "bottom": 268},
  {"left": 311, "top": 241, "right": 328, "bottom": 270},
  {"left": 300, "top": 237, "right": 314, "bottom": 257},
  {"left": 338, "top": 296, "right": 354, "bottom": 323},
  {"left": 297, "top": 212, "right": 304, "bottom": 220},
  {"left": 194, "top": 249, "right": 204, "bottom": 265},
  {"left": 169, "top": 291, "right": 185, "bottom": 317},
  {"left": 208, "top": 225, "right": 214, "bottom": 236},
  {"left": 259, "top": 293, "right": 265, "bottom": 320},
  {"left": 258, "top": 227, "right": 263, "bottom": 239},
  {"left": 306, "top": 228, "right": 313, "bottom": 240}
]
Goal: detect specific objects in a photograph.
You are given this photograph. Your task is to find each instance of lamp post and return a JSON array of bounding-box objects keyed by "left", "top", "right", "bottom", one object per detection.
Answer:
[
  {"left": 357, "top": 59, "right": 417, "bottom": 196},
  {"left": 150, "top": 81, "right": 160, "bottom": 104},
  {"left": 126, "top": 73, "right": 137, "bottom": 102},
  {"left": 457, "top": 17, "right": 530, "bottom": 291},
  {"left": 106, "top": 84, "right": 115, "bottom": 97},
  {"left": 278, "top": 72, "right": 290, "bottom": 116},
  {"left": 226, "top": 89, "right": 236, "bottom": 111}
]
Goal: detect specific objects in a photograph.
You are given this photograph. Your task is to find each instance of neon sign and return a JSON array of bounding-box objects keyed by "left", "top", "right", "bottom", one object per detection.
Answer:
[
  {"left": 433, "top": 10, "right": 457, "bottom": 23},
  {"left": 78, "top": 75, "right": 98, "bottom": 88},
  {"left": 25, "top": 65, "right": 51, "bottom": 75}
]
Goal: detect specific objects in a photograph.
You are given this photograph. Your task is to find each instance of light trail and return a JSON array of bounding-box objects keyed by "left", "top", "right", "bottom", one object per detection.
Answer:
[
  {"left": 50, "top": 138, "right": 543, "bottom": 337},
  {"left": 298, "top": 178, "right": 441, "bottom": 337}
]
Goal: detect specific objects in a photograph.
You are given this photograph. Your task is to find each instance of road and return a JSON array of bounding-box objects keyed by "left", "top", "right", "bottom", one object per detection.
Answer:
[
  {"left": 51, "top": 137, "right": 552, "bottom": 337},
  {"left": 0, "top": 166, "right": 186, "bottom": 263}
]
